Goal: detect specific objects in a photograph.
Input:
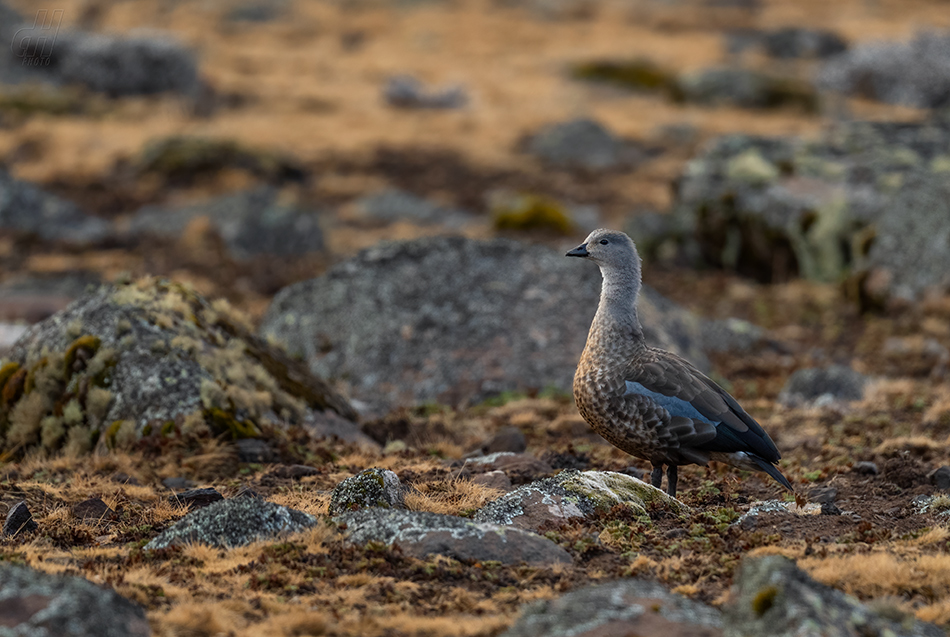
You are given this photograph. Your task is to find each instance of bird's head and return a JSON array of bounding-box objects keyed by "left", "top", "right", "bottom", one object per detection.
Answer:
[{"left": 566, "top": 228, "right": 641, "bottom": 274}]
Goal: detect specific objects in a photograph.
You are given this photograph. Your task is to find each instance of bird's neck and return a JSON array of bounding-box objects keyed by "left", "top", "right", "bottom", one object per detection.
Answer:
[{"left": 590, "top": 266, "right": 645, "bottom": 349}]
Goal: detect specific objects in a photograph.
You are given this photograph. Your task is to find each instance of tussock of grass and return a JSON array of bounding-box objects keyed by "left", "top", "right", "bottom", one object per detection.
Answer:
[
  {"left": 802, "top": 553, "right": 950, "bottom": 601},
  {"left": 404, "top": 479, "right": 506, "bottom": 515}
]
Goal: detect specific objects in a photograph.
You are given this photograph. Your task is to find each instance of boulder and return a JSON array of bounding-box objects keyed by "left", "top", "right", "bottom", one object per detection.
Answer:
[
  {"left": 260, "top": 236, "right": 712, "bottom": 411},
  {"left": 335, "top": 509, "right": 572, "bottom": 565},
  {"left": 146, "top": 497, "right": 317, "bottom": 550},
  {"left": 3, "top": 277, "right": 358, "bottom": 456},
  {"left": 0, "top": 563, "right": 150, "bottom": 637},
  {"left": 126, "top": 187, "right": 324, "bottom": 260},
  {"left": 328, "top": 467, "right": 406, "bottom": 515},
  {"left": 501, "top": 579, "right": 722, "bottom": 637},
  {"left": 474, "top": 469, "right": 688, "bottom": 531},
  {"left": 818, "top": 31, "right": 950, "bottom": 109},
  {"left": 723, "top": 555, "right": 943, "bottom": 637}
]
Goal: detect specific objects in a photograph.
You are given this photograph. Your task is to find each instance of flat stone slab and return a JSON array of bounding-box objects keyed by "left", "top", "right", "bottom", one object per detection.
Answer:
[{"left": 335, "top": 509, "right": 572, "bottom": 566}]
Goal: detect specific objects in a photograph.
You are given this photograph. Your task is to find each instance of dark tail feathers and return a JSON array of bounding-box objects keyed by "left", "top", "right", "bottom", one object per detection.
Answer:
[{"left": 751, "top": 455, "right": 794, "bottom": 491}]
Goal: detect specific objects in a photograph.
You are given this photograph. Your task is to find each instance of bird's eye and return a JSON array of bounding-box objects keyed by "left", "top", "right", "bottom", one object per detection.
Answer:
[{"left": 599, "top": 239, "right": 609, "bottom": 245}]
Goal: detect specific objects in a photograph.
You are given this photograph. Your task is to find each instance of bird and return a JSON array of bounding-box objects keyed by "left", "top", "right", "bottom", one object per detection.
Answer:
[{"left": 567, "top": 228, "right": 792, "bottom": 498}]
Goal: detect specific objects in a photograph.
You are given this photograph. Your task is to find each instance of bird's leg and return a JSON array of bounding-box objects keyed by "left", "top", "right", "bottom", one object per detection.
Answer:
[
  {"left": 666, "top": 465, "right": 678, "bottom": 498},
  {"left": 651, "top": 464, "right": 664, "bottom": 489}
]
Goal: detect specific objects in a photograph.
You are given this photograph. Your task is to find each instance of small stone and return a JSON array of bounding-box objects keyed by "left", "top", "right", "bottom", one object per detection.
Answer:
[
  {"left": 169, "top": 487, "right": 223, "bottom": 509},
  {"left": 462, "top": 452, "right": 554, "bottom": 485},
  {"left": 483, "top": 427, "right": 527, "bottom": 454},
  {"left": 807, "top": 486, "right": 838, "bottom": 504},
  {"left": 384, "top": 75, "right": 467, "bottom": 109},
  {"left": 853, "top": 461, "right": 879, "bottom": 475},
  {"left": 271, "top": 464, "right": 320, "bottom": 480},
  {"left": 328, "top": 468, "right": 405, "bottom": 515},
  {"left": 929, "top": 466, "right": 950, "bottom": 491},
  {"left": 471, "top": 471, "right": 513, "bottom": 492},
  {"left": 3, "top": 501, "right": 37, "bottom": 537},
  {"left": 236, "top": 438, "right": 276, "bottom": 463},
  {"left": 71, "top": 497, "right": 115, "bottom": 522},
  {"left": 110, "top": 472, "right": 140, "bottom": 485},
  {"left": 162, "top": 477, "right": 195, "bottom": 490},
  {"left": 820, "top": 501, "right": 843, "bottom": 516}
]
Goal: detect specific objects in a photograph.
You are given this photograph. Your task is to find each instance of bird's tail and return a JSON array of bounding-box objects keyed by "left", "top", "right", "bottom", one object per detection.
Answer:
[{"left": 751, "top": 455, "right": 794, "bottom": 492}]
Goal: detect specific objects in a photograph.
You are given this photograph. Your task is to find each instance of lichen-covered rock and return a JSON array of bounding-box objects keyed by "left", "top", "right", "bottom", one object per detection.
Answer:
[
  {"left": 474, "top": 469, "right": 688, "bottom": 531},
  {"left": 778, "top": 365, "right": 869, "bottom": 407},
  {"left": 0, "top": 563, "right": 150, "bottom": 637},
  {"left": 146, "top": 497, "right": 317, "bottom": 549},
  {"left": 460, "top": 452, "right": 555, "bottom": 486},
  {"left": 335, "top": 509, "right": 572, "bottom": 565},
  {"left": 328, "top": 467, "right": 405, "bottom": 515},
  {"left": 0, "top": 169, "right": 110, "bottom": 245},
  {"left": 126, "top": 187, "right": 324, "bottom": 260},
  {"left": 673, "top": 68, "right": 819, "bottom": 112},
  {"left": 524, "top": 118, "right": 646, "bottom": 171},
  {"left": 663, "top": 119, "right": 950, "bottom": 301},
  {"left": 723, "top": 556, "right": 943, "bottom": 637},
  {"left": 260, "top": 236, "right": 711, "bottom": 411},
  {"left": 818, "top": 31, "right": 950, "bottom": 109},
  {"left": 3, "top": 276, "right": 357, "bottom": 456},
  {"left": 502, "top": 579, "right": 722, "bottom": 637}
]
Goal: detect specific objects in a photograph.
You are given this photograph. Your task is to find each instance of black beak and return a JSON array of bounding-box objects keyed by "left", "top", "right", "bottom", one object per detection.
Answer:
[{"left": 566, "top": 243, "right": 589, "bottom": 258}]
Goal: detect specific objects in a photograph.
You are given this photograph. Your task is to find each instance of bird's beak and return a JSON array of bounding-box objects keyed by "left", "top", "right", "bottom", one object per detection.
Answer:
[{"left": 566, "top": 243, "right": 589, "bottom": 258}]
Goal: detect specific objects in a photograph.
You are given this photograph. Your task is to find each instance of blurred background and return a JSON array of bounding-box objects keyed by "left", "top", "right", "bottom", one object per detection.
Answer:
[{"left": 0, "top": 0, "right": 949, "bottom": 350}]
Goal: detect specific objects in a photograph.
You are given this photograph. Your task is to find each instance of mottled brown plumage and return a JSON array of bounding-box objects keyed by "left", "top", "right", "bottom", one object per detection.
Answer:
[{"left": 567, "top": 229, "right": 792, "bottom": 497}]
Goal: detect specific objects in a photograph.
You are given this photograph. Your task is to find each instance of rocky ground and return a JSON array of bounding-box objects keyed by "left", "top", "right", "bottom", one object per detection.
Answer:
[{"left": 3, "top": 0, "right": 950, "bottom": 635}]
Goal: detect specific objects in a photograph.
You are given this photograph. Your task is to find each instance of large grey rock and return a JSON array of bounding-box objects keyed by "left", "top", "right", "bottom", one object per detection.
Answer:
[
  {"left": 778, "top": 365, "right": 869, "bottom": 407},
  {"left": 126, "top": 187, "right": 324, "bottom": 260},
  {"left": 0, "top": 170, "right": 109, "bottom": 245},
  {"left": 525, "top": 118, "right": 645, "bottom": 171},
  {"left": 146, "top": 497, "right": 317, "bottom": 549},
  {"left": 664, "top": 119, "right": 950, "bottom": 300},
  {"left": 260, "top": 236, "right": 711, "bottom": 410},
  {"left": 5, "top": 277, "right": 357, "bottom": 455},
  {"left": 474, "top": 469, "right": 687, "bottom": 531},
  {"left": 328, "top": 467, "right": 405, "bottom": 515},
  {"left": 0, "top": 563, "right": 150, "bottom": 637},
  {"left": 723, "top": 556, "right": 943, "bottom": 637},
  {"left": 336, "top": 509, "right": 572, "bottom": 565},
  {"left": 502, "top": 579, "right": 722, "bottom": 637},
  {"left": 819, "top": 32, "right": 950, "bottom": 108}
]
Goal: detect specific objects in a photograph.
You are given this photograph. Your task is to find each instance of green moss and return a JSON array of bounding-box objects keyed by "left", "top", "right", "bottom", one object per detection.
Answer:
[
  {"left": 161, "top": 421, "right": 176, "bottom": 436},
  {"left": 63, "top": 335, "right": 102, "bottom": 379},
  {"left": 752, "top": 585, "right": 779, "bottom": 617},
  {"left": 1, "top": 366, "right": 25, "bottom": 406},
  {"left": 204, "top": 408, "right": 258, "bottom": 440},
  {"left": 571, "top": 58, "right": 675, "bottom": 93},
  {"left": 104, "top": 420, "right": 125, "bottom": 449},
  {"left": 492, "top": 195, "right": 574, "bottom": 235},
  {"left": 141, "top": 424, "right": 153, "bottom": 437}
]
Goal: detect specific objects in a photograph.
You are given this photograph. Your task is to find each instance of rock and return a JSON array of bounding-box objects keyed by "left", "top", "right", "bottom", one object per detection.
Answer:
[
  {"left": 51, "top": 31, "right": 200, "bottom": 97},
  {"left": 807, "top": 486, "right": 838, "bottom": 504},
  {"left": 162, "top": 477, "right": 195, "bottom": 490},
  {"left": 3, "top": 501, "right": 37, "bottom": 537},
  {"left": 71, "top": 497, "right": 115, "bottom": 522},
  {"left": 260, "top": 236, "right": 712, "bottom": 410},
  {"left": 929, "top": 466, "right": 950, "bottom": 491},
  {"left": 474, "top": 469, "right": 687, "bottom": 532},
  {"left": 270, "top": 464, "right": 320, "bottom": 479},
  {"left": 125, "top": 187, "right": 324, "bottom": 260},
  {"left": 146, "top": 497, "right": 317, "bottom": 549},
  {"left": 0, "top": 169, "right": 110, "bottom": 245},
  {"left": 723, "top": 555, "right": 943, "bottom": 637},
  {"left": 235, "top": 438, "right": 277, "bottom": 463},
  {"left": 479, "top": 426, "right": 527, "bottom": 454},
  {"left": 384, "top": 75, "right": 468, "bottom": 109},
  {"left": 471, "top": 470, "right": 513, "bottom": 491},
  {"left": 0, "top": 563, "right": 150, "bottom": 637},
  {"left": 818, "top": 31, "right": 950, "bottom": 108},
  {"left": 328, "top": 468, "right": 405, "bottom": 515},
  {"left": 734, "top": 500, "right": 820, "bottom": 530},
  {"left": 352, "top": 189, "right": 469, "bottom": 227},
  {"left": 461, "top": 452, "right": 554, "bottom": 485},
  {"left": 524, "top": 118, "right": 646, "bottom": 171},
  {"left": 778, "top": 365, "right": 869, "bottom": 407},
  {"left": 664, "top": 119, "right": 950, "bottom": 298},
  {"left": 5, "top": 277, "right": 356, "bottom": 456},
  {"left": 852, "top": 461, "right": 879, "bottom": 476},
  {"left": 169, "top": 487, "right": 223, "bottom": 509},
  {"left": 673, "top": 68, "right": 819, "bottom": 112},
  {"left": 761, "top": 27, "right": 848, "bottom": 59},
  {"left": 501, "top": 579, "right": 722, "bottom": 637},
  {"left": 336, "top": 509, "right": 572, "bottom": 565},
  {"left": 225, "top": 2, "right": 284, "bottom": 22}
]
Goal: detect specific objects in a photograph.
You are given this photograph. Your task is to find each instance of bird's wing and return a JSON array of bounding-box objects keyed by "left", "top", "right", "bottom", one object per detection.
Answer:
[{"left": 623, "top": 350, "right": 781, "bottom": 463}]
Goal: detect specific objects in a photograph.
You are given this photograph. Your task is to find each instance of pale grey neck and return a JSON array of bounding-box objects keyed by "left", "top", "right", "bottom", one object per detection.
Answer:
[{"left": 594, "top": 264, "right": 644, "bottom": 341}]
